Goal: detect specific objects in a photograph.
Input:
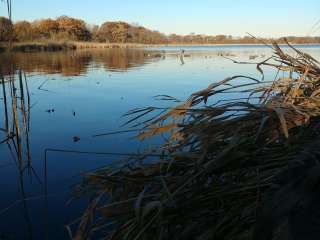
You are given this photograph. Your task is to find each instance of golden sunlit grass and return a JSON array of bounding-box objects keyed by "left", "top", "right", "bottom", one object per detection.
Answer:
[
  {"left": 72, "top": 40, "right": 320, "bottom": 239},
  {"left": 0, "top": 41, "right": 154, "bottom": 52}
]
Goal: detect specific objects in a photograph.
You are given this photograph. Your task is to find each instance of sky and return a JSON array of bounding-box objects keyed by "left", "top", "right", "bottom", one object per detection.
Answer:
[{"left": 0, "top": 0, "right": 319, "bottom": 37}]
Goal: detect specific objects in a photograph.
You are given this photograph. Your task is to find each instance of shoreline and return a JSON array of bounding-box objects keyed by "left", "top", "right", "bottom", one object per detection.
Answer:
[{"left": 1, "top": 41, "right": 320, "bottom": 53}]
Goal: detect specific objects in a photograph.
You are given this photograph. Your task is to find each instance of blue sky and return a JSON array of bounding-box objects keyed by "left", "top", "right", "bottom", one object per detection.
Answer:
[{"left": 1, "top": 0, "right": 319, "bottom": 37}]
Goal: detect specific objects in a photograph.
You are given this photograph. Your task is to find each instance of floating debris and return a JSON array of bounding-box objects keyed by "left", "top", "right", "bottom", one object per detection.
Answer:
[
  {"left": 72, "top": 136, "right": 80, "bottom": 142},
  {"left": 45, "top": 109, "right": 55, "bottom": 113}
]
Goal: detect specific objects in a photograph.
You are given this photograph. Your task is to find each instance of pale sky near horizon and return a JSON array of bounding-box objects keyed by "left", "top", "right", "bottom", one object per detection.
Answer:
[{"left": 0, "top": 0, "right": 319, "bottom": 37}]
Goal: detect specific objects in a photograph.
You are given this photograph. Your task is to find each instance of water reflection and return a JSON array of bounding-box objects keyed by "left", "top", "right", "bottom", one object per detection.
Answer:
[
  {"left": 0, "top": 49, "right": 163, "bottom": 76},
  {"left": 0, "top": 72, "right": 38, "bottom": 239},
  {"left": 0, "top": 45, "right": 320, "bottom": 239}
]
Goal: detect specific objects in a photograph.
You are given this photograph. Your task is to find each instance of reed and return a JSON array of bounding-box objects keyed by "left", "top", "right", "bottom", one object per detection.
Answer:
[
  {"left": 73, "top": 40, "right": 320, "bottom": 240},
  {"left": 0, "top": 0, "right": 12, "bottom": 132},
  {"left": 0, "top": 70, "right": 33, "bottom": 175},
  {"left": 0, "top": 69, "right": 35, "bottom": 237},
  {"left": 1, "top": 74, "right": 9, "bottom": 133},
  {"left": 0, "top": 41, "right": 154, "bottom": 53},
  {"left": 9, "top": 73, "right": 23, "bottom": 166}
]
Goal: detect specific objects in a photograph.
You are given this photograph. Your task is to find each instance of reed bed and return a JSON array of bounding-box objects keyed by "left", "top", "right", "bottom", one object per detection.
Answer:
[
  {"left": 0, "top": 70, "right": 33, "bottom": 175},
  {"left": 72, "top": 41, "right": 152, "bottom": 49},
  {"left": 0, "top": 68, "right": 35, "bottom": 238},
  {"left": 72, "top": 41, "right": 319, "bottom": 239},
  {"left": 0, "top": 41, "right": 155, "bottom": 52},
  {"left": 71, "top": 40, "right": 320, "bottom": 239}
]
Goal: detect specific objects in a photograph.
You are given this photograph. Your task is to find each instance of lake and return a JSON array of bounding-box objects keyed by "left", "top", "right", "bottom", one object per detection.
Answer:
[{"left": 0, "top": 45, "right": 320, "bottom": 239}]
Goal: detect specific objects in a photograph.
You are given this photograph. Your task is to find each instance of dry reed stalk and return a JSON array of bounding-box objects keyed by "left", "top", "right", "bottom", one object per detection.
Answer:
[
  {"left": 6, "top": 0, "right": 12, "bottom": 50},
  {"left": 9, "top": 74, "right": 23, "bottom": 167},
  {"left": 18, "top": 71, "right": 33, "bottom": 175},
  {"left": 1, "top": 74, "right": 9, "bottom": 133},
  {"left": 18, "top": 71, "right": 27, "bottom": 129},
  {"left": 1, "top": 68, "right": 35, "bottom": 188},
  {"left": 1, "top": 69, "right": 35, "bottom": 240}
]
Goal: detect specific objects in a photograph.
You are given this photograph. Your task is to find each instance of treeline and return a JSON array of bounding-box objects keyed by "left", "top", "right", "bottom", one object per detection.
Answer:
[
  {"left": 167, "top": 34, "right": 320, "bottom": 44},
  {"left": 1, "top": 15, "right": 320, "bottom": 44},
  {"left": 0, "top": 16, "right": 167, "bottom": 44}
]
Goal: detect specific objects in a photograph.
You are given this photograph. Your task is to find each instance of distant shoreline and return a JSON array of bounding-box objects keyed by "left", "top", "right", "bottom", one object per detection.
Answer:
[{"left": 1, "top": 41, "right": 320, "bottom": 53}]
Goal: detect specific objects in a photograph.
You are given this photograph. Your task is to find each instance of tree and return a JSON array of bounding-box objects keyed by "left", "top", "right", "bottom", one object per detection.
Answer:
[
  {"left": 36, "top": 18, "right": 59, "bottom": 39},
  {"left": 56, "top": 16, "right": 91, "bottom": 41},
  {"left": 87, "top": 24, "right": 100, "bottom": 41},
  {"left": 0, "top": 16, "right": 13, "bottom": 41},
  {"left": 96, "top": 21, "right": 167, "bottom": 44},
  {"left": 98, "top": 21, "right": 130, "bottom": 43},
  {"left": 13, "top": 21, "right": 33, "bottom": 41}
]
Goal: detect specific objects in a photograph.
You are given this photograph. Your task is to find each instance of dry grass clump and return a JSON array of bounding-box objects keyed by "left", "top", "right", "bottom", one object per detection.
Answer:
[{"left": 72, "top": 40, "right": 320, "bottom": 240}]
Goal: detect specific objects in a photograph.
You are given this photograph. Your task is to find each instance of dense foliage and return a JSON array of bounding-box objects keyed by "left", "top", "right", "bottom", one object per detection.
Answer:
[
  {"left": 0, "top": 16, "right": 13, "bottom": 41},
  {"left": 96, "top": 21, "right": 167, "bottom": 44},
  {"left": 0, "top": 15, "right": 320, "bottom": 44}
]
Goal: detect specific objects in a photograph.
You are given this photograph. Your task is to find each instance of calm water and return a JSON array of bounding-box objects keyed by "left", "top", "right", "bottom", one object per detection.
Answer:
[{"left": 0, "top": 45, "right": 320, "bottom": 239}]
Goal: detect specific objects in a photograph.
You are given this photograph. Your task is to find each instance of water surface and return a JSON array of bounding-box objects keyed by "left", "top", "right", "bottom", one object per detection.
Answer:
[{"left": 0, "top": 45, "right": 320, "bottom": 239}]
